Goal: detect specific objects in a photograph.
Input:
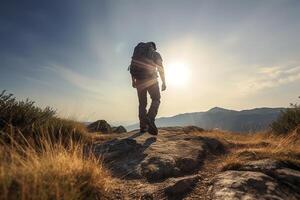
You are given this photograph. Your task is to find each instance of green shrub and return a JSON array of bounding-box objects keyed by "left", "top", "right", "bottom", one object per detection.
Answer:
[
  {"left": 0, "top": 90, "right": 55, "bottom": 130},
  {"left": 271, "top": 102, "right": 300, "bottom": 135},
  {"left": 0, "top": 91, "right": 88, "bottom": 145}
]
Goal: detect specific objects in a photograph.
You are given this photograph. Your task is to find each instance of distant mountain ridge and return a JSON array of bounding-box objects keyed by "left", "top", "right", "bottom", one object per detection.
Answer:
[{"left": 126, "top": 107, "right": 285, "bottom": 132}]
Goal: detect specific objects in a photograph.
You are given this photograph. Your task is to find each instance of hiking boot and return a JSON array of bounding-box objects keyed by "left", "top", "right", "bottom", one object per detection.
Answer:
[{"left": 147, "top": 118, "right": 158, "bottom": 135}]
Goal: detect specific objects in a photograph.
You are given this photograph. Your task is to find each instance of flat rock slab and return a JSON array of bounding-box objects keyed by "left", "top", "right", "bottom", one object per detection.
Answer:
[
  {"left": 209, "top": 158, "right": 300, "bottom": 200},
  {"left": 210, "top": 170, "right": 300, "bottom": 200},
  {"left": 236, "top": 159, "right": 300, "bottom": 172},
  {"left": 93, "top": 128, "right": 224, "bottom": 181}
]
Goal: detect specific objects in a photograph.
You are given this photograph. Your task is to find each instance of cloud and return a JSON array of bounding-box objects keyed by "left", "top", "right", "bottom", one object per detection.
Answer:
[
  {"left": 24, "top": 76, "right": 52, "bottom": 87},
  {"left": 45, "top": 65, "right": 105, "bottom": 99},
  {"left": 239, "top": 65, "right": 300, "bottom": 95}
]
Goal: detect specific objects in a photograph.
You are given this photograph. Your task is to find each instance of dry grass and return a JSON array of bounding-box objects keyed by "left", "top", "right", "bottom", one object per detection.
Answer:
[
  {"left": 0, "top": 135, "right": 113, "bottom": 200},
  {"left": 0, "top": 91, "right": 117, "bottom": 200},
  {"left": 193, "top": 129, "right": 300, "bottom": 171}
]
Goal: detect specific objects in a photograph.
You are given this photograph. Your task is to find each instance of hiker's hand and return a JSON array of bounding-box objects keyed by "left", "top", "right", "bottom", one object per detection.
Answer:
[
  {"left": 132, "top": 81, "right": 136, "bottom": 88},
  {"left": 161, "top": 83, "right": 166, "bottom": 91}
]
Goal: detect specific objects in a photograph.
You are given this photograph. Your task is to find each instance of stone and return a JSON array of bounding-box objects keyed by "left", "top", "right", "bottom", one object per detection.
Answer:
[
  {"left": 210, "top": 170, "right": 300, "bottom": 200},
  {"left": 141, "top": 155, "right": 179, "bottom": 181},
  {"left": 94, "top": 138, "right": 142, "bottom": 161},
  {"left": 175, "top": 157, "right": 200, "bottom": 172},
  {"left": 93, "top": 128, "right": 224, "bottom": 181},
  {"left": 87, "top": 120, "right": 112, "bottom": 133},
  {"left": 273, "top": 168, "right": 300, "bottom": 192},
  {"left": 237, "top": 159, "right": 291, "bottom": 172},
  {"left": 165, "top": 175, "right": 200, "bottom": 195},
  {"left": 140, "top": 193, "right": 153, "bottom": 200},
  {"left": 112, "top": 126, "right": 127, "bottom": 133}
]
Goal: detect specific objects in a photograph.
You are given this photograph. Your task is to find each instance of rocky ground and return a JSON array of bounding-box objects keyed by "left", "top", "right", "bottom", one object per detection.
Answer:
[{"left": 89, "top": 127, "right": 300, "bottom": 200}]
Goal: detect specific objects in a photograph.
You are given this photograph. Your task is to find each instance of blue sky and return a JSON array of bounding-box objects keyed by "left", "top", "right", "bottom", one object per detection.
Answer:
[{"left": 1, "top": 0, "right": 300, "bottom": 125}]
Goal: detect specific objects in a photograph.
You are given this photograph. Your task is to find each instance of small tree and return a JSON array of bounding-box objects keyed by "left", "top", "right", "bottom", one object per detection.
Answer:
[{"left": 271, "top": 97, "right": 300, "bottom": 135}]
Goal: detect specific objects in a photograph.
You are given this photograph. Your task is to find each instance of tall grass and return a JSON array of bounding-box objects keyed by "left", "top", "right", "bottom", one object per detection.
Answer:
[
  {"left": 0, "top": 91, "right": 114, "bottom": 199},
  {"left": 0, "top": 136, "right": 112, "bottom": 200}
]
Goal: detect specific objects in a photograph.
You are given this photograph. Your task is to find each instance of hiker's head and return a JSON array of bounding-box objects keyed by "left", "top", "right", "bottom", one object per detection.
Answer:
[{"left": 147, "top": 42, "right": 156, "bottom": 50}]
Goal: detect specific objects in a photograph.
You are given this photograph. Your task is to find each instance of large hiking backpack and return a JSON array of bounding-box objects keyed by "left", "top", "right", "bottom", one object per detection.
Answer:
[{"left": 129, "top": 42, "right": 157, "bottom": 79}]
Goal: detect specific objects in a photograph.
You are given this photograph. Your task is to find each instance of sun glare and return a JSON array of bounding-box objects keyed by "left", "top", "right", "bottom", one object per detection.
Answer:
[{"left": 165, "top": 62, "right": 190, "bottom": 87}]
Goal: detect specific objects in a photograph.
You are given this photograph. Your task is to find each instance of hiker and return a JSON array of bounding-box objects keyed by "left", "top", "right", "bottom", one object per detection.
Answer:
[{"left": 129, "top": 42, "right": 166, "bottom": 135}]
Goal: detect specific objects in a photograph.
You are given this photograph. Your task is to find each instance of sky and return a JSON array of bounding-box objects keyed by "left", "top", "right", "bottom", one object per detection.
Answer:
[{"left": 1, "top": 0, "right": 300, "bottom": 125}]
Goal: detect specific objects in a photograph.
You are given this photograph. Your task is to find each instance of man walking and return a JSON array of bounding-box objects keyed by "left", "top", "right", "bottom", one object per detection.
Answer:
[{"left": 129, "top": 42, "right": 166, "bottom": 135}]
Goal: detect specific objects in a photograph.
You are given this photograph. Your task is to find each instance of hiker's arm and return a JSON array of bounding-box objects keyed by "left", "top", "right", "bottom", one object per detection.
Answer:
[
  {"left": 154, "top": 52, "right": 167, "bottom": 91},
  {"left": 155, "top": 52, "right": 166, "bottom": 91},
  {"left": 158, "top": 65, "right": 166, "bottom": 91}
]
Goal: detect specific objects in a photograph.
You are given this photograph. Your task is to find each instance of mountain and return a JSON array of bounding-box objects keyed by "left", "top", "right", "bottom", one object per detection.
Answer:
[{"left": 126, "top": 107, "right": 285, "bottom": 132}]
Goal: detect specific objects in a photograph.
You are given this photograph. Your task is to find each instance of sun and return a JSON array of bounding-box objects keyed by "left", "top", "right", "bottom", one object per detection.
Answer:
[{"left": 165, "top": 62, "right": 190, "bottom": 87}]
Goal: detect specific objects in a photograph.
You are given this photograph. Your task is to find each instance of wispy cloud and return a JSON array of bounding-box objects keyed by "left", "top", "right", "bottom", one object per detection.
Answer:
[
  {"left": 48, "top": 65, "right": 104, "bottom": 95},
  {"left": 239, "top": 65, "right": 300, "bottom": 95}
]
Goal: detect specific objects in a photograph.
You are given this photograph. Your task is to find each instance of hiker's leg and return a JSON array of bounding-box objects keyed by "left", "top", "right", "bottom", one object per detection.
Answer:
[
  {"left": 147, "top": 82, "right": 161, "bottom": 121},
  {"left": 137, "top": 87, "right": 148, "bottom": 129}
]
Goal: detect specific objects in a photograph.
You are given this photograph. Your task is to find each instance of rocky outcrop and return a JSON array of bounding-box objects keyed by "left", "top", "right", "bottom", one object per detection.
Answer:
[
  {"left": 87, "top": 120, "right": 112, "bottom": 133},
  {"left": 90, "top": 127, "right": 300, "bottom": 199},
  {"left": 209, "top": 159, "right": 300, "bottom": 200},
  {"left": 210, "top": 171, "right": 296, "bottom": 200},
  {"left": 87, "top": 120, "right": 127, "bottom": 133},
  {"left": 93, "top": 127, "right": 224, "bottom": 181},
  {"left": 111, "top": 126, "right": 127, "bottom": 133}
]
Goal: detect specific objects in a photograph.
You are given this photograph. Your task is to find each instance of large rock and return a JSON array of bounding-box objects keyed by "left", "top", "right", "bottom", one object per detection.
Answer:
[
  {"left": 93, "top": 127, "right": 225, "bottom": 181},
  {"left": 87, "top": 120, "right": 112, "bottom": 133},
  {"left": 112, "top": 126, "right": 127, "bottom": 133},
  {"left": 210, "top": 170, "right": 299, "bottom": 200},
  {"left": 209, "top": 159, "right": 300, "bottom": 200},
  {"left": 232, "top": 159, "right": 300, "bottom": 191}
]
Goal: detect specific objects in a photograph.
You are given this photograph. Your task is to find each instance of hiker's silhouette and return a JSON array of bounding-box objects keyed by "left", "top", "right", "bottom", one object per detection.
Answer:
[{"left": 129, "top": 42, "right": 166, "bottom": 135}]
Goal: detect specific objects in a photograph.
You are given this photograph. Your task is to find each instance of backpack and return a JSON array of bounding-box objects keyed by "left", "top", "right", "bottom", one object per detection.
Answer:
[{"left": 129, "top": 43, "right": 157, "bottom": 79}]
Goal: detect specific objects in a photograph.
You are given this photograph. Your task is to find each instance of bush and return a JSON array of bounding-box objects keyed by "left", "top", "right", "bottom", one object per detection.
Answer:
[
  {"left": 271, "top": 102, "right": 300, "bottom": 135},
  {"left": 0, "top": 90, "right": 55, "bottom": 132},
  {"left": 0, "top": 91, "right": 89, "bottom": 145}
]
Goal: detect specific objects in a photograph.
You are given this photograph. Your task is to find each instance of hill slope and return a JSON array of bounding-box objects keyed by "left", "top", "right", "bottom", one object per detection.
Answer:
[{"left": 127, "top": 107, "right": 284, "bottom": 132}]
